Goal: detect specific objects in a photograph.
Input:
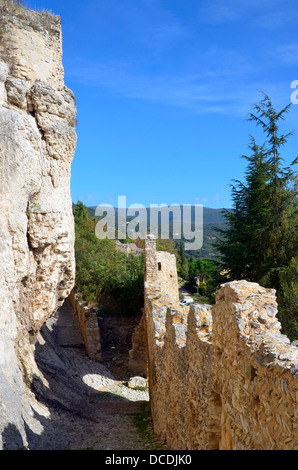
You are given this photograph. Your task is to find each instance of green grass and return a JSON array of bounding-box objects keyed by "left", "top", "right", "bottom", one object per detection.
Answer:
[
  {"left": 132, "top": 402, "right": 166, "bottom": 450},
  {"left": 130, "top": 385, "right": 147, "bottom": 392}
]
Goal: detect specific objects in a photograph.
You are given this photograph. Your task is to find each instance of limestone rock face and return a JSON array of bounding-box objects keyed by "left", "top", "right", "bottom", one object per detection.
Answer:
[{"left": 0, "top": 9, "right": 77, "bottom": 448}]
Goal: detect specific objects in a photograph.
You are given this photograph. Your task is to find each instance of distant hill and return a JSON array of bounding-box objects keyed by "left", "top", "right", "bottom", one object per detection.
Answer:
[
  {"left": 73, "top": 203, "right": 229, "bottom": 262},
  {"left": 86, "top": 205, "right": 227, "bottom": 224},
  {"left": 201, "top": 207, "right": 227, "bottom": 225}
]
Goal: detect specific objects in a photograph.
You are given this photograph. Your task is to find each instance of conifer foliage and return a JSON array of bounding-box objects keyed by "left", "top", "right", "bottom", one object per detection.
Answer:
[{"left": 218, "top": 94, "right": 298, "bottom": 339}]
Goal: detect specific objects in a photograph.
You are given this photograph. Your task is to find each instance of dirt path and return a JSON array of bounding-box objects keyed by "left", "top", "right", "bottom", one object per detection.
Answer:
[
  {"left": 179, "top": 286, "right": 194, "bottom": 299},
  {"left": 30, "top": 299, "right": 164, "bottom": 450}
]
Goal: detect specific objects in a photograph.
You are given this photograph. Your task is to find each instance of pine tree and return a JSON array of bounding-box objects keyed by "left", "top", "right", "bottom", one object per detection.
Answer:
[
  {"left": 217, "top": 180, "right": 248, "bottom": 280},
  {"left": 241, "top": 138, "right": 270, "bottom": 280},
  {"left": 73, "top": 200, "right": 89, "bottom": 221},
  {"left": 247, "top": 94, "right": 298, "bottom": 287},
  {"left": 218, "top": 94, "right": 298, "bottom": 338},
  {"left": 247, "top": 93, "right": 294, "bottom": 225},
  {"left": 216, "top": 138, "right": 268, "bottom": 280},
  {"left": 178, "top": 242, "right": 189, "bottom": 279}
]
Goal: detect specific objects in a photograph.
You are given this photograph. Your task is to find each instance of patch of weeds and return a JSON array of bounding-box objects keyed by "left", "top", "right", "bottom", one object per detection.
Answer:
[
  {"left": 131, "top": 385, "right": 147, "bottom": 392},
  {"left": 19, "top": 357, "right": 31, "bottom": 389},
  {"left": 29, "top": 22, "right": 41, "bottom": 32},
  {"left": 0, "top": 0, "right": 26, "bottom": 18},
  {"left": 132, "top": 402, "right": 166, "bottom": 450}
]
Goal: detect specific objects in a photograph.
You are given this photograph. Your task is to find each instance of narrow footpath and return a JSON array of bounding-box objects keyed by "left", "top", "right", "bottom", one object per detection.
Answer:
[{"left": 30, "top": 299, "right": 165, "bottom": 451}]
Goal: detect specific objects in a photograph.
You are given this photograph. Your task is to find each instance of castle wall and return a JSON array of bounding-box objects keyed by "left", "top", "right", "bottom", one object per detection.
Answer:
[
  {"left": 144, "top": 239, "right": 298, "bottom": 450},
  {"left": 0, "top": 9, "right": 64, "bottom": 88}
]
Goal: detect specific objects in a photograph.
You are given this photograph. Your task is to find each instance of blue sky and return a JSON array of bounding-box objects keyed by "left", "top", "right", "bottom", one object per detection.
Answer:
[{"left": 26, "top": 0, "right": 298, "bottom": 209}]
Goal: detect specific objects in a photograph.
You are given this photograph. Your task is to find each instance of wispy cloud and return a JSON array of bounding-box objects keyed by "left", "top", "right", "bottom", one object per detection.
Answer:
[
  {"left": 67, "top": 55, "right": 278, "bottom": 115},
  {"left": 83, "top": 0, "right": 191, "bottom": 52},
  {"left": 65, "top": 0, "right": 297, "bottom": 116},
  {"left": 197, "top": 1, "right": 243, "bottom": 24},
  {"left": 196, "top": 0, "right": 296, "bottom": 29},
  {"left": 251, "top": 8, "right": 297, "bottom": 30},
  {"left": 276, "top": 44, "right": 298, "bottom": 65}
]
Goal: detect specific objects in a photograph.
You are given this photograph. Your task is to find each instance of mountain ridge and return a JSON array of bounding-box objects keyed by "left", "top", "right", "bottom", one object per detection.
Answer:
[
  {"left": 73, "top": 203, "right": 229, "bottom": 261},
  {"left": 85, "top": 205, "right": 229, "bottom": 225}
]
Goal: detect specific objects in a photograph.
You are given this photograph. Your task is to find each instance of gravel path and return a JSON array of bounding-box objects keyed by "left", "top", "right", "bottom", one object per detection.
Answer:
[{"left": 29, "top": 300, "right": 164, "bottom": 451}]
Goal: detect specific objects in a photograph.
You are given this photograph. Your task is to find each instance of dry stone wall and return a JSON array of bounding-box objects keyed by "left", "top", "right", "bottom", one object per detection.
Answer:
[
  {"left": 128, "top": 311, "right": 147, "bottom": 377},
  {"left": 144, "top": 238, "right": 298, "bottom": 450},
  {"left": 69, "top": 291, "right": 101, "bottom": 361}
]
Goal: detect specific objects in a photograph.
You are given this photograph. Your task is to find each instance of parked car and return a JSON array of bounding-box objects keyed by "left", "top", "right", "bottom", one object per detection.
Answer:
[{"left": 179, "top": 298, "right": 194, "bottom": 306}]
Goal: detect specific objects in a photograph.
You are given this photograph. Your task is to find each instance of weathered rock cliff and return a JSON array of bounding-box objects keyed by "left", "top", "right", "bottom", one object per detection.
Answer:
[{"left": 0, "top": 6, "right": 76, "bottom": 448}]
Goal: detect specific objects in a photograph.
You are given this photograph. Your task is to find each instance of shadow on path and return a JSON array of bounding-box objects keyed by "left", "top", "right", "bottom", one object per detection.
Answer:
[{"left": 9, "top": 298, "right": 151, "bottom": 450}]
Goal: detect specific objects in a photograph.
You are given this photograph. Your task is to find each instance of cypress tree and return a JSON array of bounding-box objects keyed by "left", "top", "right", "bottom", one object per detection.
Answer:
[{"left": 218, "top": 94, "right": 298, "bottom": 338}]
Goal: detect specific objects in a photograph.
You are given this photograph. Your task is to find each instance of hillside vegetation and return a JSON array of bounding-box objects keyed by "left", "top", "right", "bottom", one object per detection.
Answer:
[
  {"left": 86, "top": 205, "right": 227, "bottom": 261},
  {"left": 74, "top": 203, "right": 225, "bottom": 307},
  {"left": 73, "top": 202, "right": 144, "bottom": 316}
]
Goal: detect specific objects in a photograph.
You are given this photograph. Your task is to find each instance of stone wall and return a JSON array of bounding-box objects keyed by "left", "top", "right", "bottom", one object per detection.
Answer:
[
  {"left": 69, "top": 291, "right": 101, "bottom": 361},
  {"left": 0, "top": 7, "right": 64, "bottom": 88},
  {"left": 0, "top": 6, "right": 77, "bottom": 448},
  {"left": 129, "top": 237, "right": 180, "bottom": 377},
  {"left": 128, "top": 311, "right": 147, "bottom": 377},
  {"left": 144, "top": 238, "right": 298, "bottom": 450}
]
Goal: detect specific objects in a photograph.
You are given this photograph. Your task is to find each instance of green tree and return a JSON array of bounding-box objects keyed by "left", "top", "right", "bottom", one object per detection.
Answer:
[
  {"left": 218, "top": 94, "right": 298, "bottom": 339},
  {"left": 247, "top": 93, "right": 294, "bottom": 223},
  {"left": 73, "top": 200, "right": 89, "bottom": 221},
  {"left": 195, "top": 259, "right": 223, "bottom": 300},
  {"left": 217, "top": 138, "right": 269, "bottom": 280},
  {"left": 73, "top": 201, "right": 144, "bottom": 316},
  {"left": 178, "top": 242, "right": 189, "bottom": 280},
  {"left": 247, "top": 95, "right": 298, "bottom": 292}
]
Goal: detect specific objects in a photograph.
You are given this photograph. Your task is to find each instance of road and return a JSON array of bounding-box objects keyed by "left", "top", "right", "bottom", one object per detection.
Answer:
[{"left": 179, "top": 286, "right": 194, "bottom": 300}]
